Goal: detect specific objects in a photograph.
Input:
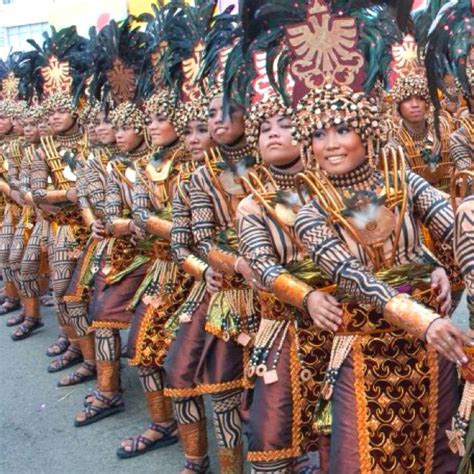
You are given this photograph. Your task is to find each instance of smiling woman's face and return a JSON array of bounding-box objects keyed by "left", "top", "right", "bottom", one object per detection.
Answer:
[
  {"left": 147, "top": 113, "right": 178, "bottom": 147},
  {"left": 311, "top": 123, "right": 366, "bottom": 175},
  {"left": 258, "top": 114, "right": 299, "bottom": 167},
  {"left": 183, "top": 119, "right": 214, "bottom": 161},
  {"left": 208, "top": 96, "right": 245, "bottom": 146}
]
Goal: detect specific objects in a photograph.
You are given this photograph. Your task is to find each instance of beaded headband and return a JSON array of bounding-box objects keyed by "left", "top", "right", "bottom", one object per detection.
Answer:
[
  {"left": 110, "top": 101, "right": 145, "bottom": 133},
  {"left": 0, "top": 99, "right": 19, "bottom": 119},
  {"left": 43, "top": 91, "right": 77, "bottom": 116},
  {"left": 22, "top": 104, "right": 44, "bottom": 123},
  {"left": 176, "top": 96, "right": 211, "bottom": 134},
  {"left": 78, "top": 101, "right": 101, "bottom": 126},
  {"left": 391, "top": 73, "right": 430, "bottom": 104},
  {"left": 295, "top": 83, "right": 383, "bottom": 148},
  {"left": 246, "top": 96, "right": 297, "bottom": 147}
]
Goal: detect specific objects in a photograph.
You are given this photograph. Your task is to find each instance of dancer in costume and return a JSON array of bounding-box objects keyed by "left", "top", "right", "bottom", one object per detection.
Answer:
[
  {"left": 6, "top": 51, "right": 50, "bottom": 338},
  {"left": 0, "top": 63, "right": 26, "bottom": 317},
  {"left": 424, "top": 2, "right": 474, "bottom": 470},
  {"left": 29, "top": 27, "right": 94, "bottom": 381},
  {"left": 187, "top": 73, "right": 260, "bottom": 474},
  {"left": 160, "top": 4, "right": 253, "bottom": 472},
  {"left": 74, "top": 17, "right": 155, "bottom": 427},
  {"left": 238, "top": 99, "right": 334, "bottom": 473},
  {"left": 9, "top": 102, "right": 47, "bottom": 339},
  {"left": 389, "top": 73, "right": 453, "bottom": 191},
  {"left": 294, "top": 81, "right": 471, "bottom": 473}
]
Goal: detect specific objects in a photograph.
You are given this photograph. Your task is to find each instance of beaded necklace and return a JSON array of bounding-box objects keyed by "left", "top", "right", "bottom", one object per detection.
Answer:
[
  {"left": 220, "top": 143, "right": 255, "bottom": 165},
  {"left": 269, "top": 163, "right": 302, "bottom": 191},
  {"left": 328, "top": 160, "right": 380, "bottom": 191},
  {"left": 56, "top": 130, "right": 83, "bottom": 149}
]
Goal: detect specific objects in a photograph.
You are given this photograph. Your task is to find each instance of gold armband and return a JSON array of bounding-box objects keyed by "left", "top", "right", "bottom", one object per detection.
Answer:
[
  {"left": 44, "top": 189, "right": 69, "bottom": 204},
  {"left": 272, "top": 273, "right": 313, "bottom": 310},
  {"left": 81, "top": 208, "right": 95, "bottom": 229},
  {"left": 182, "top": 254, "right": 208, "bottom": 280},
  {"left": 111, "top": 218, "right": 132, "bottom": 236},
  {"left": 383, "top": 293, "right": 440, "bottom": 340},
  {"left": 146, "top": 216, "right": 172, "bottom": 240},
  {"left": 208, "top": 247, "right": 236, "bottom": 276}
]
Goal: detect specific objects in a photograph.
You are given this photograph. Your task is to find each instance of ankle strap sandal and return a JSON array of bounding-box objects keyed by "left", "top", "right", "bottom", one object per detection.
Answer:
[
  {"left": 47, "top": 345, "right": 83, "bottom": 373},
  {"left": 57, "top": 361, "right": 97, "bottom": 387},
  {"left": 184, "top": 456, "right": 211, "bottom": 473},
  {"left": 11, "top": 317, "right": 44, "bottom": 341},
  {"left": 116, "top": 420, "right": 179, "bottom": 459},
  {"left": 74, "top": 391, "right": 124, "bottom": 428}
]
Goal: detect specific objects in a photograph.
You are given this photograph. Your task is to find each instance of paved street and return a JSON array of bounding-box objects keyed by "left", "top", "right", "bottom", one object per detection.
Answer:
[
  {"left": 0, "top": 301, "right": 222, "bottom": 474},
  {"left": 0, "top": 292, "right": 469, "bottom": 473}
]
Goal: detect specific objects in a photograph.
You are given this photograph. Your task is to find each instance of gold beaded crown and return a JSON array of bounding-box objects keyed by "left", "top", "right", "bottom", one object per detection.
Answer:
[
  {"left": 295, "top": 84, "right": 383, "bottom": 146},
  {"left": 391, "top": 72, "right": 430, "bottom": 104},
  {"left": 78, "top": 100, "right": 101, "bottom": 126},
  {"left": 110, "top": 101, "right": 146, "bottom": 133},
  {"left": 0, "top": 99, "right": 19, "bottom": 119},
  {"left": 22, "top": 103, "right": 44, "bottom": 122}
]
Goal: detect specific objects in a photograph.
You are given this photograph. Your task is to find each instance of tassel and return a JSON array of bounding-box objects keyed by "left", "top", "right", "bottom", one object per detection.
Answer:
[
  {"left": 447, "top": 380, "right": 474, "bottom": 456},
  {"left": 321, "top": 334, "right": 356, "bottom": 400}
]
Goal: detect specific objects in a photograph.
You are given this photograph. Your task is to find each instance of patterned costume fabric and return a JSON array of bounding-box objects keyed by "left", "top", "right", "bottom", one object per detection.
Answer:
[
  {"left": 31, "top": 132, "right": 89, "bottom": 333},
  {"left": 189, "top": 144, "right": 259, "bottom": 389},
  {"left": 127, "top": 144, "right": 194, "bottom": 368},
  {"left": 0, "top": 135, "right": 22, "bottom": 287},
  {"left": 237, "top": 164, "right": 333, "bottom": 463},
  {"left": 13, "top": 144, "right": 50, "bottom": 308},
  {"left": 295, "top": 163, "right": 460, "bottom": 473},
  {"left": 450, "top": 119, "right": 474, "bottom": 171}
]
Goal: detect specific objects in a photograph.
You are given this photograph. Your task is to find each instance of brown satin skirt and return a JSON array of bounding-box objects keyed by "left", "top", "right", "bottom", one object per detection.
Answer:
[
  {"left": 88, "top": 259, "right": 149, "bottom": 330},
  {"left": 163, "top": 291, "right": 247, "bottom": 395},
  {"left": 246, "top": 327, "right": 297, "bottom": 461},
  {"left": 330, "top": 340, "right": 460, "bottom": 474}
]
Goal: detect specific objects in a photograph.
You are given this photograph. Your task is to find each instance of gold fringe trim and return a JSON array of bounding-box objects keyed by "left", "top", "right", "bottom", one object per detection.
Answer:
[
  {"left": 353, "top": 336, "right": 372, "bottom": 474},
  {"left": 424, "top": 347, "right": 439, "bottom": 474},
  {"left": 205, "top": 321, "right": 226, "bottom": 339},
  {"left": 89, "top": 321, "right": 130, "bottom": 331},
  {"left": 289, "top": 324, "right": 303, "bottom": 457},
  {"left": 128, "top": 304, "right": 155, "bottom": 366},
  {"left": 164, "top": 378, "right": 246, "bottom": 397},
  {"left": 247, "top": 446, "right": 300, "bottom": 462}
]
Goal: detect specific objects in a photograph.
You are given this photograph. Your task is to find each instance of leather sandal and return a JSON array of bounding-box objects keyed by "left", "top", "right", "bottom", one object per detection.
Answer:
[
  {"left": 11, "top": 317, "right": 45, "bottom": 340},
  {"left": 47, "top": 346, "right": 83, "bottom": 373},
  {"left": 57, "top": 362, "right": 97, "bottom": 387},
  {"left": 40, "top": 293, "right": 54, "bottom": 307},
  {"left": 46, "top": 336, "right": 70, "bottom": 357},
  {"left": 116, "top": 421, "right": 179, "bottom": 459},
  {"left": 74, "top": 392, "right": 125, "bottom": 427},
  {"left": 183, "top": 456, "right": 211, "bottom": 473},
  {"left": 0, "top": 299, "right": 21, "bottom": 316},
  {"left": 6, "top": 311, "right": 25, "bottom": 327}
]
